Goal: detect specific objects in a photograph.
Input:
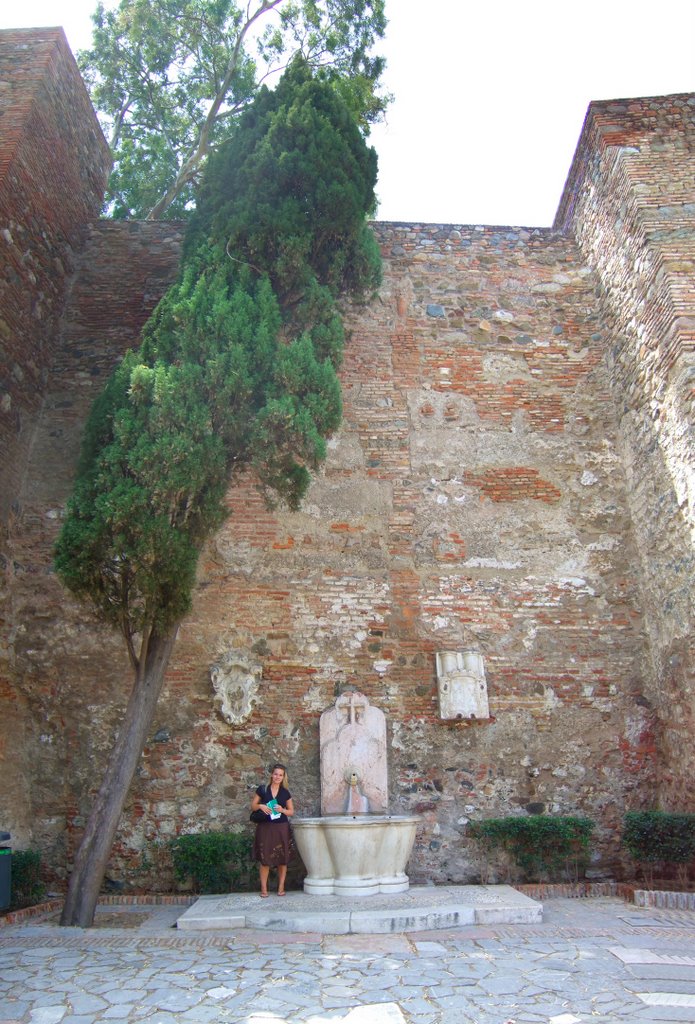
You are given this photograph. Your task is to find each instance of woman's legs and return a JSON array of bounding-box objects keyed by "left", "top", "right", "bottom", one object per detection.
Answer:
[
  {"left": 277, "top": 864, "right": 287, "bottom": 894},
  {"left": 259, "top": 864, "right": 270, "bottom": 896}
]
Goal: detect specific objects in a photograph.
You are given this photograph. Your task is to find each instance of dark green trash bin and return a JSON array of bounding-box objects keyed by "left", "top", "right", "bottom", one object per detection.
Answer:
[{"left": 0, "top": 833, "right": 10, "bottom": 911}]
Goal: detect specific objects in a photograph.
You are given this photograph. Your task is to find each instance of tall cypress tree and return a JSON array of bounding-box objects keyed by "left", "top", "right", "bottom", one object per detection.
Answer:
[{"left": 55, "top": 59, "right": 380, "bottom": 927}]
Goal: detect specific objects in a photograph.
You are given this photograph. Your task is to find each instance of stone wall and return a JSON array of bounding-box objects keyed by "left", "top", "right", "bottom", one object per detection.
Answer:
[
  {"left": 0, "top": 29, "right": 110, "bottom": 526},
  {"left": 0, "top": 30, "right": 691, "bottom": 890},
  {"left": 4, "top": 218, "right": 656, "bottom": 888},
  {"left": 1, "top": 220, "right": 183, "bottom": 867},
  {"left": 555, "top": 94, "right": 695, "bottom": 810},
  {"left": 0, "top": 29, "right": 110, "bottom": 857}
]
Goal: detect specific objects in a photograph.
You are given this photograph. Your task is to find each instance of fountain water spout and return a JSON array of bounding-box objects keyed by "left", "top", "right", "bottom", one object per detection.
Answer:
[{"left": 344, "top": 766, "right": 369, "bottom": 814}]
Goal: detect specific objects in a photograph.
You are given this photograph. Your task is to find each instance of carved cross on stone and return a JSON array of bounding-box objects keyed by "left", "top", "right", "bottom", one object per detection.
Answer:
[{"left": 336, "top": 690, "right": 366, "bottom": 724}]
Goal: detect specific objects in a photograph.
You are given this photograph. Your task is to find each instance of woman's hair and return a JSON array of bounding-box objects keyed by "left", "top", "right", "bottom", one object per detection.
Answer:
[{"left": 269, "top": 762, "right": 289, "bottom": 787}]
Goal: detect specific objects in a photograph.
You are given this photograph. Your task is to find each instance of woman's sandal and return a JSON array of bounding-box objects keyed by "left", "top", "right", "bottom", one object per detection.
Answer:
[
  {"left": 260, "top": 891, "right": 269, "bottom": 898},
  {"left": 277, "top": 890, "right": 286, "bottom": 896}
]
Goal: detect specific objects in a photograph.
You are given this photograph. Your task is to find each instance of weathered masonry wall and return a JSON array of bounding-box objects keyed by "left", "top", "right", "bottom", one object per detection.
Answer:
[
  {"left": 0, "top": 29, "right": 110, "bottom": 527},
  {"left": 0, "top": 30, "right": 691, "bottom": 890},
  {"left": 1, "top": 220, "right": 184, "bottom": 863},
  {"left": 556, "top": 95, "right": 695, "bottom": 810},
  {"left": 4, "top": 219, "right": 655, "bottom": 888},
  {"left": 0, "top": 29, "right": 109, "bottom": 860}
]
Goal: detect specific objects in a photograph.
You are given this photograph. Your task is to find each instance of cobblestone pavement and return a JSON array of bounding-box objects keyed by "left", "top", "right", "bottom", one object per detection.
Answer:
[{"left": 1, "top": 897, "right": 695, "bottom": 1024}]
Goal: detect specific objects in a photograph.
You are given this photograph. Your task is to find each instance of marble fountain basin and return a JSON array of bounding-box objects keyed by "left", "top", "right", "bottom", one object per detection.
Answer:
[{"left": 292, "top": 814, "right": 420, "bottom": 896}]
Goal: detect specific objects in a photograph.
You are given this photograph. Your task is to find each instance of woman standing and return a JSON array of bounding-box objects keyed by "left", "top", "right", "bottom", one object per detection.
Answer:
[{"left": 251, "top": 763, "right": 294, "bottom": 896}]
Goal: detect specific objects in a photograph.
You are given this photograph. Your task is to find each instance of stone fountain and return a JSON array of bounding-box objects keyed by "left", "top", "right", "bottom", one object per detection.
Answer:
[
  {"left": 291, "top": 691, "right": 420, "bottom": 896},
  {"left": 175, "top": 687, "right": 543, "bottom": 930}
]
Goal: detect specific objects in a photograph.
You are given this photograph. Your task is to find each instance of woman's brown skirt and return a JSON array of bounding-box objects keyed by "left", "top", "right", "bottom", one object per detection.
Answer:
[{"left": 253, "top": 821, "right": 294, "bottom": 866}]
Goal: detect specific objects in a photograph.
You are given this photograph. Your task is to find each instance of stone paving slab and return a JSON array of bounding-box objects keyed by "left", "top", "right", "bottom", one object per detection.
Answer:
[
  {"left": 612, "top": 949, "right": 695, "bottom": 967},
  {"left": 176, "top": 883, "right": 542, "bottom": 933},
  {"left": 638, "top": 994, "right": 695, "bottom": 1006},
  {"left": 1, "top": 897, "right": 695, "bottom": 1024}
]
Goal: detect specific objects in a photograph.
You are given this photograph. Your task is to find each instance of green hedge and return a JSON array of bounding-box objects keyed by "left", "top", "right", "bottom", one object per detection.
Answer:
[
  {"left": 468, "top": 815, "right": 594, "bottom": 883},
  {"left": 622, "top": 811, "right": 695, "bottom": 885},
  {"left": 169, "top": 831, "right": 255, "bottom": 893},
  {"left": 9, "top": 849, "right": 46, "bottom": 910}
]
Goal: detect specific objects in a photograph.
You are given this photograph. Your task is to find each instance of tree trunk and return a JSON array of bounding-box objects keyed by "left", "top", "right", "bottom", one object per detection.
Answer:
[{"left": 60, "top": 625, "right": 180, "bottom": 927}]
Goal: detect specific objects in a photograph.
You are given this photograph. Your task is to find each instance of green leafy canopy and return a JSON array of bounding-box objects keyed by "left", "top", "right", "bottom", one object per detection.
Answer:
[
  {"left": 55, "top": 60, "right": 381, "bottom": 666},
  {"left": 78, "top": 0, "right": 388, "bottom": 219}
]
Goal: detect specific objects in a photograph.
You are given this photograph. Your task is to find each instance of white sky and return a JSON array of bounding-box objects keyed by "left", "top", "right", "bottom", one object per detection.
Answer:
[{"left": 2, "top": 0, "right": 694, "bottom": 226}]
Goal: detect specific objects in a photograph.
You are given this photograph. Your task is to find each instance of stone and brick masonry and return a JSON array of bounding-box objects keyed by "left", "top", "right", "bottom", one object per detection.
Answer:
[
  {"left": 0, "top": 28, "right": 110, "bottom": 524},
  {"left": 0, "top": 29, "right": 692, "bottom": 889},
  {"left": 554, "top": 96, "right": 695, "bottom": 813}
]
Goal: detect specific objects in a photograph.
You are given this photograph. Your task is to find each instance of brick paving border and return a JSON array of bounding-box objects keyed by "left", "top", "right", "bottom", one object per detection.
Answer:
[{"left": 0, "top": 892, "right": 195, "bottom": 928}]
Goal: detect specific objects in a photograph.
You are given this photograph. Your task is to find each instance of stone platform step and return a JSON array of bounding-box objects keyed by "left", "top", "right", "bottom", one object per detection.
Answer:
[{"left": 176, "top": 883, "right": 542, "bottom": 934}]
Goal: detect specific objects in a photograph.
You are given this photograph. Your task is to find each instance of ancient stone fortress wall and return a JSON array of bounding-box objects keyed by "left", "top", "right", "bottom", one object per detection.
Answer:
[
  {"left": 0, "top": 29, "right": 111, "bottom": 525},
  {"left": 555, "top": 95, "right": 695, "bottom": 810},
  {"left": 0, "top": 28, "right": 109, "bottom": 866},
  {"left": 4, "top": 217, "right": 656, "bottom": 888},
  {"left": 0, "top": 30, "right": 691, "bottom": 888},
  {"left": 1, "top": 216, "right": 184, "bottom": 876}
]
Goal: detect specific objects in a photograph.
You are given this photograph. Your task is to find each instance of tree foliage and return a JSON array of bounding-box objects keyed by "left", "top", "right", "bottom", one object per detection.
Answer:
[
  {"left": 468, "top": 815, "right": 595, "bottom": 884},
  {"left": 9, "top": 850, "right": 47, "bottom": 911},
  {"left": 622, "top": 811, "right": 695, "bottom": 885},
  {"left": 169, "top": 831, "right": 255, "bottom": 893},
  {"left": 54, "top": 60, "right": 380, "bottom": 926},
  {"left": 78, "top": 0, "right": 388, "bottom": 219},
  {"left": 57, "top": 59, "right": 380, "bottom": 663}
]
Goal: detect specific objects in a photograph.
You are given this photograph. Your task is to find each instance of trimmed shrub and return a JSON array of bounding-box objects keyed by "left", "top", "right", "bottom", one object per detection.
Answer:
[
  {"left": 10, "top": 849, "right": 46, "bottom": 910},
  {"left": 468, "top": 815, "right": 595, "bottom": 883},
  {"left": 622, "top": 811, "right": 695, "bottom": 886},
  {"left": 169, "top": 831, "right": 255, "bottom": 893}
]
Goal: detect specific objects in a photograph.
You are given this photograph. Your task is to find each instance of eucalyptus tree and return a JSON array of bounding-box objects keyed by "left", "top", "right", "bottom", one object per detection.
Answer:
[
  {"left": 56, "top": 59, "right": 381, "bottom": 926},
  {"left": 79, "top": 0, "right": 387, "bottom": 219}
]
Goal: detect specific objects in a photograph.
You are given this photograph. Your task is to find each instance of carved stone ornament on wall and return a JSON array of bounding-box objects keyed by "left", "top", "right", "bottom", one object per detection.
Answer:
[
  {"left": 210, "top": 652, "right": 262, "bottom": 725},
  {"left": 435, "top": 651, "right": 490, "bottom": 720}
]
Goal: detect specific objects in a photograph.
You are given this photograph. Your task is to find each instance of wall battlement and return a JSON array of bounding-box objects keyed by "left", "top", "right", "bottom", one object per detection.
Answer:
[{"left": 0, "top": 29, "right": 692, "bottom": 887}]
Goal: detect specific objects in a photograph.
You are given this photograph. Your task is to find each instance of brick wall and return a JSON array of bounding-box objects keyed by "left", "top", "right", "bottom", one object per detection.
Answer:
[
  {"left": 0, "top": 30, "right": 691, "bottom": 889},
  {"left": 4, "top": 219, "right": 656, "bottom": 888},
  {"left": 0, "top": 30, "right": 109, "bottom": 854},
  {"left": 556, "top": 94, "right": 695, "bottom": 811},
  {"left": 0, "top": 28, "right": 110, "bottom": 526},
  {"left": 1, "top": 220, "right": 183, "bottom": 865}
]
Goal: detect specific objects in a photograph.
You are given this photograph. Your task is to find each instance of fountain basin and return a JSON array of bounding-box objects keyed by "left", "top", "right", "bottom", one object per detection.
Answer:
[{"left": 293, "top": 815, "right": 420, "bottom": 896}]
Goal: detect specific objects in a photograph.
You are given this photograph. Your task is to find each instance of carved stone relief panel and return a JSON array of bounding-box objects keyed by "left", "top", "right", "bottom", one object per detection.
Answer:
[
  {"left": 210, "top": 652, "right": 262, "bottom": 725},
  {"left": 319, "top": 691, "right": 388, "bottom": 814},
  {"left": 436, "top": 651, "right": 490, "bottom": 720}
]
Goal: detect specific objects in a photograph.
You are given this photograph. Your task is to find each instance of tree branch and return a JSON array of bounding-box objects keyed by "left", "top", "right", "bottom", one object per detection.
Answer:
[{"left": 146, "top": 0, "right": 283, "bottom": 220}]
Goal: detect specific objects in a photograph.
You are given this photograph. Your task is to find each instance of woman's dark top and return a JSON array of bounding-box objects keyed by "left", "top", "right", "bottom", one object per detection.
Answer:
[{"left": 255, "top": 784, "right": 291, "bottom": 823}]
